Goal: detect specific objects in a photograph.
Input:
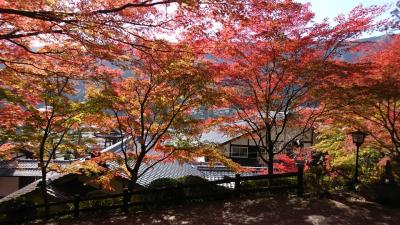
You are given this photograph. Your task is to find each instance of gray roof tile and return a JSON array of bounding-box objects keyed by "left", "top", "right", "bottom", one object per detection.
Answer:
[
  {"left": 197, "top": 166, "right": 267, "bottom": 188},
  {"left": 0, "top": 159, "right": 73, "bottom": 177},
  {"left": 137, "top": 161, "right": 204, "bottom": 186},
  {"left": 107, "top": 160, "right": 204, "bottom": 187},
  {"left": 199, "top": 130, "right": 233, "bottom": 144}
]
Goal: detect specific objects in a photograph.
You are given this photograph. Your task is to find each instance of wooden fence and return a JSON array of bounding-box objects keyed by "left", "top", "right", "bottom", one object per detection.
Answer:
[{"left": 0, "top": 163, "right": 304, "bottom": 224}]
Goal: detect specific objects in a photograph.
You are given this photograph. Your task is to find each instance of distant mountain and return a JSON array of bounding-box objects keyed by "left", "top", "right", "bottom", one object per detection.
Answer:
[
  {"left": 70, "top": 35, "right": 395, "bottom": 108},
  {"left": 338, "top": 34, "right": 394, "bottom": 62}
]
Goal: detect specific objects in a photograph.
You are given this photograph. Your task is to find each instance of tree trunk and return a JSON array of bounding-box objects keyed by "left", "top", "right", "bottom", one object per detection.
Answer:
[
  {"left": 40, "top": 165, "right": 49, "bottom": 219},
  {"left": 128, "top": 176, "right": 138, "bottom": 190},
  {"left": 267, "top": 150, "right": 274, "bottom": 175},
  {"left": 265, "top": 130, "right": 274, "bottom": 174},
  {"left": 128, "top": 165, "right": 140, "bottom": 190},
  {"left": 127, "top": 152, "right": 145, "bottom": 190}
]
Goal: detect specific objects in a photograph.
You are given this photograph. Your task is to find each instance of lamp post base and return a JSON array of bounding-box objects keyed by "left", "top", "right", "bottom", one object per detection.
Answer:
[{"left": 348, "top": 180, "right": 359, "bottom": 191}]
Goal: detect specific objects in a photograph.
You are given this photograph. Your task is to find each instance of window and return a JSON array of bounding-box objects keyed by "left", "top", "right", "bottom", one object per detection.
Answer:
[{"left": 230, "top": 146, "right": 248, "bottom": 158}]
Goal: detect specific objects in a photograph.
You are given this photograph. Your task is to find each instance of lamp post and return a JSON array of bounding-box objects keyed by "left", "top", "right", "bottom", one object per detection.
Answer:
[{"left": 350, "top": 130, "right": 367, "bottom": 187}]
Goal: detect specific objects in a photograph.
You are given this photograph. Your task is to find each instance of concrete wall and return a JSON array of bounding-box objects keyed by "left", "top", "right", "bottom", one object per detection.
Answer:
[{"left": 0, "top": 177, "right": 19, "bottom": 197}]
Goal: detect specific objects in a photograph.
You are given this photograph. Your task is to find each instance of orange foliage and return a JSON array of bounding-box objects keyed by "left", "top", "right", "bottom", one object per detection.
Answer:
[{"left": 193, "top": 0, "right": 382, "bottom": 173}]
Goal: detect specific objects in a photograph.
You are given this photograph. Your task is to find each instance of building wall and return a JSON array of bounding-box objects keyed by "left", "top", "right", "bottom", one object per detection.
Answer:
[
  {"left": 219, "top": 128, "right": 314, "bottom": 167},
  {"left": 0, "top": 177, "right": 19, "bottom": 197}
]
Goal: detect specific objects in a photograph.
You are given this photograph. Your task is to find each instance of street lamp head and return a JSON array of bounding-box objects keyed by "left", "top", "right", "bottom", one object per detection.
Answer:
[{"left": 350, "top": 130, "right": 367, "bottom": 147}]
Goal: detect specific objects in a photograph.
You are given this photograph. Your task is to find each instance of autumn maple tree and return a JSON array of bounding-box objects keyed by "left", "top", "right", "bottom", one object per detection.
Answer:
[
  {"left": 0, "top": 0, "right": 182, "bottom": 152},
  {"left": 0, "top": 46, "right": 110, "bottom": 215},
  {"left": 326, "top": 35, "right": 400, "bottom": 159},
  {"left": 0, "top": 0, "right": 205, "bottom": 212},
  {"left": 0, "top": 0, "right": 245, "bottom": 211},
  {"left": 0, "top": 0, "right": 395, "bottom": 208},
  {"left": 201, "top": 1, "right": 382, "bottom": 174},
  {"left": 86, "top": 43, "right": 232, "bottom": 188}
]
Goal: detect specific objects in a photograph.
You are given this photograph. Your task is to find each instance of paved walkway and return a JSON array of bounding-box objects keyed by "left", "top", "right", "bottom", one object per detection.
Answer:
[{"left": 44, "top": 194, "right": 400, "bottom": 225}]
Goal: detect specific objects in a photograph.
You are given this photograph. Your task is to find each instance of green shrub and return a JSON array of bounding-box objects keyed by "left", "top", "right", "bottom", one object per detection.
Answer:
[
  {"left": 177, "top": 175, "right": 208, "bottom": 185},
  {"left": 144, "top": 178, "right": 182, "bottom": 204},
  {"left": 272, "top": 177, "right": 297, "bottom": 186},
  {"left": 0, "top": 197, "right": 37, "bottom": 224},
  {"left": 241, "top": 177, "right": 297, "bottom": 190},
  {"left": 79, "top": 197, "right": 122, "bottom": 215},
  {"left": 148, "top": 178, "right": 179, "bottom": 189},
  {"left": 305, "top": 170, "right": 333, "bottom": 197},
  {"left": 143, "top": 177, "right": 229, "bottom": 203},
  {"left": 241, "top": 179, "right": 269, "bottom": 189},
  {"left": 313, "top": 126, "right": 382, "bottom": 192},
  {"left": 178, "top": 175, "right": 228, "bottom": 199}
]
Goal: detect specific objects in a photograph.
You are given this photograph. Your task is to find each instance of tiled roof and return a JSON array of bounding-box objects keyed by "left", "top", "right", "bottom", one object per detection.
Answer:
[
  {"left": 1, "top": 136, "right": 249, "bottom": 202},
  {"left": 107, "top": 160, "right": 204, "bottom": 187},
  {"left": 137, "top": 161, "right": 204, "bottom": 186},
  {"left": 0, "top": 159, "right": 73, "bottom": 177},
  {"left": 199, "top": 124, "right": 249, "bottom": 145},
  {"left": 102, "top": 138, "right": 205, "bottom": 186},
  {"left": 197, "top": 165, "right": 267, "bottom": 188},
  {"left": 100, "top": 137, "right": 268, "bottom": 188},
  {"left": 199, "top": 130, "right": 233, "bottom": 144},
  {"left": 0, "top": 169, "right": 42, "bottom": 177}
]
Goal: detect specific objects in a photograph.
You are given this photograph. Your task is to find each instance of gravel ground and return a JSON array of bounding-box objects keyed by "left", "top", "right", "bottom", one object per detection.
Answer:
[{"left": 42, "top": 194, "right": 400, "bottom": 225}]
